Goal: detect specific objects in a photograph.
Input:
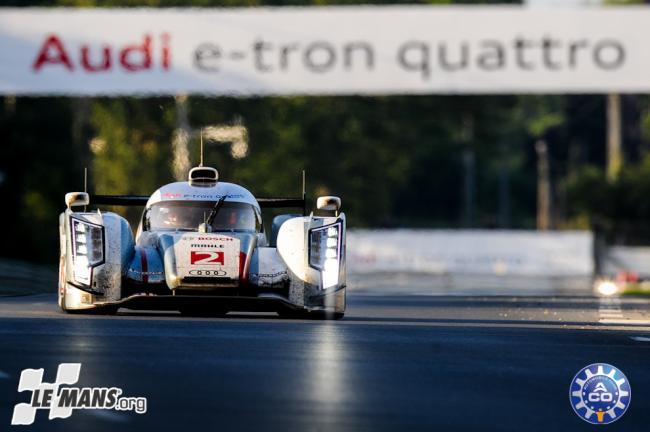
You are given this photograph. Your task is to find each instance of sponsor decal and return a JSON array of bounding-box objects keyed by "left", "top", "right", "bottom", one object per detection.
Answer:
[
  {"left": 256, "top": 271, "right": 288, "bottom": 278},
  {"left": 190, "top": 251, "right": 224, "bottom": 265},
  {"left": 11, "top": 363, "right": 147, "bottom": 425},
  {"left": 188, "top": 269, "right": 227, "bottom": 276},
  {"left": 127, "top": 268, "right": 163, "bottom": 276},
  {"left": 32, "top": 33, "right": 171, "bottom": 73},
  {"left": 21, "top": 15, "right": 629, "bottom": 91},
  {"left": 570, "top": 363, "right": 631, "bottom": 425},
  {"left": 181, "top": 236, "right": 234, "bottom": 242},
  {"left": 161, "top": 193, "right": 245, "bottom": 201},
  {"left": 190, "top": 243, "right": 224, "bottom": 248}
]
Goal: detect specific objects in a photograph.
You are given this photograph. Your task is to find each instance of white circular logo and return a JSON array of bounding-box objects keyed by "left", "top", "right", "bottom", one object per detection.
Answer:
[{"left": 569, "top": 363, "right": 631, "bottom": 425}]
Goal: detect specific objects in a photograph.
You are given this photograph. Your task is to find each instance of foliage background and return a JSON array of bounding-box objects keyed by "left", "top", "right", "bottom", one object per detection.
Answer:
[{"left": 1, "top": 0, "right": 649, "bottom": 263}]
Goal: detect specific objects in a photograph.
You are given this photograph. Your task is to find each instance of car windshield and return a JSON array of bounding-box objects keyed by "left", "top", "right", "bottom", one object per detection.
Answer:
[{"left": 146, "top": 200, "right": 260, "bottom": 232}]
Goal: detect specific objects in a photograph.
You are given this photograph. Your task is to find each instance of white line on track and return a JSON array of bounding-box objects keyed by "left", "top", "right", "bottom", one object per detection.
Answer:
[
  {"left": 83, "top": 410, "right": 131, "bottom": 423},
  {"left": 599, "top": 297, "right": 625, "bottom": 324},
  {"left": 600, "top": 319, "right": 650, "bottom": 325},
  {"left": 629, "top": 336, "right": 650, "bottom": 342}
]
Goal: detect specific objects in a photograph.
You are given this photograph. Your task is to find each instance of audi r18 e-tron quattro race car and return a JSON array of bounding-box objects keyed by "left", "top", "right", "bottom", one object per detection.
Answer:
[{"left": 58, "top": 165, "right": 346, "bottom": 319}]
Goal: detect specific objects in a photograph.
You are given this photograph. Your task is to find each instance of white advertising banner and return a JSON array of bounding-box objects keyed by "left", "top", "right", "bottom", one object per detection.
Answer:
[
  {"left": 348, "top": 230, "right": 594, "bottom": 276},
  {"left": 0, "top": 6, "right": 650, "bottom": 95}
]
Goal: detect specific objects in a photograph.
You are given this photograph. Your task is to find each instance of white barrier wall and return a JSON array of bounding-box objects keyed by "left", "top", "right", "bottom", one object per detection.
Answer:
[
  {"left": 2, "top": 7, "right": 650, "bottom": 95},
  {"left": 347, "top": 230, "right": 594, "bottom": 277},
  {"left": 602, "top": 246, "right": 650, "bottom": 278}
]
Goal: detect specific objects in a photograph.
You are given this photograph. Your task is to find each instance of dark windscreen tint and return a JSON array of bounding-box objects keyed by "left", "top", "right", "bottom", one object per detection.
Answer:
[{"left": 146, "top": 201, "right": 260, "bottom": 232}]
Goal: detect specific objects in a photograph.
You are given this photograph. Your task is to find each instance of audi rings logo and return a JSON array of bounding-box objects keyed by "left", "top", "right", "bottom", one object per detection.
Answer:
[
  {"left": 188, "top": 269, "right": 227, "bottom": 276},
  {"left": 570, "top": 363, "right": 631, "bottom": 425}
]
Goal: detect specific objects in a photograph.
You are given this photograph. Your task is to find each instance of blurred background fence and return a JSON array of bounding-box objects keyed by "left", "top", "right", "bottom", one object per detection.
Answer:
[
  {"left": 347, "top": 229, "right": 595, "bottom": 295},
  {"left": 3, "top": 228, "right": 650, "bottom": 296}
]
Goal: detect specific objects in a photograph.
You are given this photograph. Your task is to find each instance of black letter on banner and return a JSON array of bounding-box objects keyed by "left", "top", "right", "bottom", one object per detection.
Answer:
[
  {"left": 594, "top": 40, "right": 625, "bottom": 70},
  {"left": 477, "top": 40, "right": 505, "bottom": 71},
  {"left": 344, "top": 42, "right": 375, "bottom": 70},
  {"left": 514, "top": 38, "right": 536, "bottom": 70},
  {"left": 253, "top": 40, "right": 274, "bottom": 72},
  {"left": 397, "top": 41, "right": 430, "bottom": 79},
  {"left": 194, "top": 43, "right": 221, "bottom": 72},
  {"left": 438, "top": 42, "right": 469, "bottom": 71},
  {"left": 304, "top": 42, "right": 337, "bottom": 73}
]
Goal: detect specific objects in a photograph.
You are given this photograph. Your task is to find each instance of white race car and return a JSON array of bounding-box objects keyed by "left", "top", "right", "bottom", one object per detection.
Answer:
[{"left": 58, "top": 165, "right": 346, "bottom": 319}]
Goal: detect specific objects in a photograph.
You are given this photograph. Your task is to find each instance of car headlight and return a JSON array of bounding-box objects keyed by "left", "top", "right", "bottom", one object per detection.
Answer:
[
  {"left": 309, "top": 222, "right": 342, "bottom": 289},
  {"left": 70, "top": 217, "right": 104, "bottom": 286}
]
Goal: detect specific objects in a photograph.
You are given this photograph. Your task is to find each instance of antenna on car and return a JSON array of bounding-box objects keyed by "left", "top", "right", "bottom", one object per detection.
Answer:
[
  {"left": 199, "top": 210, "right": 209, "bottom": 233},
  {"left": 199, "top": 128, "right": 204, "bottom": 167},
  {"left": 84, "top": 167, "right": 88, "bottom": 212},
  {"left": 302, "top": 170, "right": 306, "bottom": 216}
]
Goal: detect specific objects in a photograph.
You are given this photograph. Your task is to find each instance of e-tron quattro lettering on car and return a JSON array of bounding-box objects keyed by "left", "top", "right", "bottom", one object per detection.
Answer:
[{"left": 58, "top": 165, "right": 346, "bottom": 319}]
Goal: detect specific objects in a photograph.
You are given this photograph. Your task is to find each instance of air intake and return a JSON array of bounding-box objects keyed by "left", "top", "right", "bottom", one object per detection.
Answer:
[{"left": 188, "top": 167, "right": 219, "bottom": 187}]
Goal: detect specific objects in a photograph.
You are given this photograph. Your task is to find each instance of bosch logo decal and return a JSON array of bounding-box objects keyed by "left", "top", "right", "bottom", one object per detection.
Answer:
[{"left": 570, "top": 363, "right": 631, "bottom": 424}]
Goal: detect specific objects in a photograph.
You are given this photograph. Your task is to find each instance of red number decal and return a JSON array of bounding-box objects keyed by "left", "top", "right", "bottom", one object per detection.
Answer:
[{"left": 191, "top": 251, "right": 225, "bottom": 265}]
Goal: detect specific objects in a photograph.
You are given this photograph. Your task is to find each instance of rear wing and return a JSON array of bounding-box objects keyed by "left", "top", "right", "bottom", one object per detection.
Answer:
[
  {"left": 90, "top": 195, "right": 149, "bottom": 206},
  {"left": 257, "top": 198, "right": 306, "bottom": 215},
  {"left": 90, "top": 195, "right": 307, "bottom": 215}
]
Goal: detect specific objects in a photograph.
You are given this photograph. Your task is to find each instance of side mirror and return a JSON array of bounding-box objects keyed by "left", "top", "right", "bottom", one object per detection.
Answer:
[
  {"left": 65, "top": 192, "right": 89, "bottom": 209},
  {"left": 316, "top": 196, "right": 341, "bottom": 213}
]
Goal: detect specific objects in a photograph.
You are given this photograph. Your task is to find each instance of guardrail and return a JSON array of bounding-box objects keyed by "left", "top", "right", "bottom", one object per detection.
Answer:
[
  {"left": 347, "top": 229, "right": 594, "bottom": 275},
  {"left": 346, "top": 229, "right": 595, "bottom": 295},
  {"left": 0, "top": 229, "right": 601, "bottom": 296}
]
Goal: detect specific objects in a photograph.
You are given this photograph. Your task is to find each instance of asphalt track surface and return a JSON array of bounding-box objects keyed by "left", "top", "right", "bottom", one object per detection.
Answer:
[{"left": 1, "top": 293, "right": 650, "bottom": 431}]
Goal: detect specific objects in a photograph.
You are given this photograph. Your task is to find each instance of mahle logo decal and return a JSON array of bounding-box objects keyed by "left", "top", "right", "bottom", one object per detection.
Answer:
[
  {"left": 569, "top": 363, "right": 631, "bottom": 425},
  {"left": 11, "top": 363, "right": 147, "bottom": 425}
]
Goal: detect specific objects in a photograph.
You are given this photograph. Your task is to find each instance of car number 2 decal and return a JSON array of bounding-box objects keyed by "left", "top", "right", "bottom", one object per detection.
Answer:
[{"left": 190, "top": 251, "right": 225, "bottom": 265}]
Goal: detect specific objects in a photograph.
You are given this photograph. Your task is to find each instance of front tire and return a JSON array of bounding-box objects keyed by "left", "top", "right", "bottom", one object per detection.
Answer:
[
  {"left": 278, "top": 309, "right": 344, "bottom": 320},
  {"left": 58, "top": 255, "right": 68, "bottom": 312},
  {"left": 64, "top": 305, "right": 118, "bottom": 315},
  {"left": 179, "top": 307, "right": 227, "bottom": 318}
]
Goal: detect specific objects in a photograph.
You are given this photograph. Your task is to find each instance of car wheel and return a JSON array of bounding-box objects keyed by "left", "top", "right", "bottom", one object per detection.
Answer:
[
  {"left": 179, "top": 307, "right": 227, "bottom": 318},
  {"left": 66, "top": 305, "right": 118, "bottom": 315},
  {"left": 278, "top": 309, "right": 344, "bottom": 320},
  {"left": 58, "top": 256, "right": 69, "bottom": 312},
  {"left": 310, "top": 311, "right": 344, "bottom": 320},
  {"left": 94, "top": 305, "right": 119, "bottom": 315}
]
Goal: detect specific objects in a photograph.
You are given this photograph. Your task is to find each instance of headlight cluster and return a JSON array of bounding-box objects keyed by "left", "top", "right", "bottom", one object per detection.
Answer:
[
  {"left": 70, "top": 218, "right": 104, "bottom": 286},
  {"left": 309, "top": 222, "right": 342, "bottom": 289}
]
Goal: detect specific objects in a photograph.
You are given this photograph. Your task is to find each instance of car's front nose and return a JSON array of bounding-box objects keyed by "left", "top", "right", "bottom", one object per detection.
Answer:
[{"left": 159, "top": 232, "right": 256, "bottom": 291}]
